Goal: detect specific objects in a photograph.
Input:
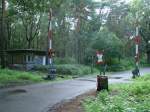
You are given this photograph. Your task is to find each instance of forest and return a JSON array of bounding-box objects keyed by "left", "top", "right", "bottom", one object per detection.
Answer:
[
  {"left": 0, "top": 0, "right": 150, "bottom": 112},
  {"left": 0, "top": 0, "right": 150, "bottom": 70}
]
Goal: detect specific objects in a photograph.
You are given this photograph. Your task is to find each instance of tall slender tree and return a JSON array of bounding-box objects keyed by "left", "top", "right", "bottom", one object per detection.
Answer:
[{"left": 0, "top": 0, "right": 6, "bottom": 68}]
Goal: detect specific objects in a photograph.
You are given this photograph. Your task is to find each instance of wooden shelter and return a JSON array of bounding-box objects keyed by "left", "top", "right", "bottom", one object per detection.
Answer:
[{"left": 5, "top": 49, "right": 47, "bottom": 70}]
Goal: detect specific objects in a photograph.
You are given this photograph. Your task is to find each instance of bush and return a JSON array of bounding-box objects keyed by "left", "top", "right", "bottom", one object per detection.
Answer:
[
  {"left": 54, "top": 57, "right": 77, "bottom": 64},
  {"left": 0, "top": 69, "right": 43, "bottom": 86},
  {"left": 56, "top": 64, "right": 97, "bottom": 75},
  {"left": 33, "top": 64, "right": 98, "bottom": 76},
  {"left": 15, "top": 72, "right": 43, "bottom": 82},
  {"left": 32, "top": 65, "right": 49, "bottom": 72},
  {"left": 84, "top": 90, "right": 128, "bottom": 112},
  {"left": 83, "top": 74, "right": 150, "bottom": 112},
  {"left": 106, "top": 58, "right": 134, "bottom": 72},
  {"left": 140, "top": 56, "right": 150, "bottom": 67}
]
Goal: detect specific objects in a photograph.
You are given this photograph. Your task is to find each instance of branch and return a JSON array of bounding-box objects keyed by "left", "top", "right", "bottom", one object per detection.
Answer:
[
  {"left": 31, "top": 14, "right": 42, "bottom": 41},
  {"left": 20, "top": 16, "right": 29, "bottom": 41}
]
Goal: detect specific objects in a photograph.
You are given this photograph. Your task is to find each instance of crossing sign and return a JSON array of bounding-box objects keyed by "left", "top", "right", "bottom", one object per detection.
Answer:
[{"left": 96, "top": 51, "right": 104, "bottom": 64}]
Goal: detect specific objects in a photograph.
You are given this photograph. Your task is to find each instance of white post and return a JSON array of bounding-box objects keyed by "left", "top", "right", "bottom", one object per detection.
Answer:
[{"left": 43, "top": 56, "right": 46, "bottom": 65}]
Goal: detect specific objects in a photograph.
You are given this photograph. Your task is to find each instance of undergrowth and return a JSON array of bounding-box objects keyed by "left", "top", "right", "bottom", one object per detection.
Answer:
[{"left": 83, "top": 74, "right": 150, "bottom": 112}]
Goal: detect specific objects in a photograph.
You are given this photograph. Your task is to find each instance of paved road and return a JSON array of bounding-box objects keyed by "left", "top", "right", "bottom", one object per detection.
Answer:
[{"left": 0, "top": 68, "right": 150, "bottom": 112}]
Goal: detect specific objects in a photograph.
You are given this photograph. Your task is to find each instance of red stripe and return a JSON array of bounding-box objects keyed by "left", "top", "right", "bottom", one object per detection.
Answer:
[
  {"left": 48, "top": 30, "right": 52, "bottom": 39},
  {"left": 96, "top": 61, "right": 104, "bottom": 64},
  {"left": 96, "top": 51, "right": 103, "bottom": 55}
]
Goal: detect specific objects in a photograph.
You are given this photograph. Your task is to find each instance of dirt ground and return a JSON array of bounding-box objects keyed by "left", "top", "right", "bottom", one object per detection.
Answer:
[{"left": 48, "top": 89, "right": 97, "bottom": 112}]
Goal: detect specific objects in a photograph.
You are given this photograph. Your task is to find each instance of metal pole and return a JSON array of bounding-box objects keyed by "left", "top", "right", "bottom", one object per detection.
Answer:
[
  {"left": 135, "top": 13, "right": 139, "bottom": 67},
  {"left": 48, "top": 8, "right": 52, "bottom": 65},
  {"left": 132, "top": 12, "right": 140, "bottom": 78},
  {"left": 45, "top": 8, "right": 56, "bottom": 80}
]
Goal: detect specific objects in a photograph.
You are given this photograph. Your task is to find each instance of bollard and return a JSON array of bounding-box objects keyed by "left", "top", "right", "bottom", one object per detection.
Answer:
[
  {"left": 47, "top": 67, "right": 56, "bottom": 80},
  {"left": 97, "top": 75, "right": 108, "bottom": 91},
  {"left": 132, "top": 66, "right": 140, "bottom": 79},
  {"left": 45, "top": 65, "right": 56, "bottom": 80}
]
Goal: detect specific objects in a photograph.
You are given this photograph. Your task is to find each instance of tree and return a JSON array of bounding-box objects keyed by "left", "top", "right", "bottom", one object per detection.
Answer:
[
  {"left": 0, "top": 0, "right": 6, "bottom": 68},
  {"left": 130, "top": 0, "right": 150, "bottom": 63},
  {"left": 92, "top": 27, "right": 123, "bottom": 65},
  {"left": 1, "top": 0, "right": 145, "bottom": 67},
  {"left": 11, "top": 0, "right": 45, "bottom": 49}
]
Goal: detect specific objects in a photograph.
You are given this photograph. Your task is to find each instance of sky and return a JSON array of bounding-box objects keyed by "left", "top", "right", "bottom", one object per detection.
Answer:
[{"left": 93, "top": 0, "right": 132, "bottom": 4}]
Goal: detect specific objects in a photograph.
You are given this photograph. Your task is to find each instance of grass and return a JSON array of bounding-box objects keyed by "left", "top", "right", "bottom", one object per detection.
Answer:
[
  {"left": 33, "top": 64, "right": 99, "bottom": 76},
  {"left": 56, "top": 64, "right": 99, "bottom": 76},
  {"left": 83, "top": 74, "right": 150, "bottom": 112},
  {"left": 0, "top": 64, "right": 99, "bottom": 88},
  {"left": 0, "top": 69, "right": 44, "bottom": 87},
  {"left": 0, "top": 69, "right": 73, "bottom": 88}
]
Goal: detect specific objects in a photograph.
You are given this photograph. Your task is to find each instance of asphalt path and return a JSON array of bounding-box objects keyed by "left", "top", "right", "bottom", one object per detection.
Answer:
[{"left": 0, "top": 68, "right": 150, "bottom": 112}]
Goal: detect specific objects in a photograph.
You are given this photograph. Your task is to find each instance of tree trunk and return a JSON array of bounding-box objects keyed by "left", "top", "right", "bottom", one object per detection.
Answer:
[
  {"left": 147, "top": 51, "right": 150, "bottom": 64},
  {"left": 28, "top": 40, "right": 31, "bottom": 49},
  {"left": 145, "top": 41, "right": 150, "bottom": 64},
  {"left": 0, "top": 0, "right": 6, "bottom": 68},
  {"left": 6, "top": 21, "right": 12, "bottom": 49}
]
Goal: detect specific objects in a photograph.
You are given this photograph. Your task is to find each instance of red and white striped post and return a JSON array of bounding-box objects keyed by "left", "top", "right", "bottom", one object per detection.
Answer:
[
  {"left": 46, "top": 8, "right": 56, "bottom": 80},
  {"left": 135, "top": 13, "right": 140, "bottom": 67},
  {"left": 132, "top": 12, "right": 141, "bottom": 78},
  {"left": 48, "top": 8, "right": 52, "bottom": 65}
]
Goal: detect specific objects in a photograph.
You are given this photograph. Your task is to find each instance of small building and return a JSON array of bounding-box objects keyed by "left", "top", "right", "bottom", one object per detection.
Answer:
[{"left": 5, "top": 49, "right": 47, "bottom": 70}]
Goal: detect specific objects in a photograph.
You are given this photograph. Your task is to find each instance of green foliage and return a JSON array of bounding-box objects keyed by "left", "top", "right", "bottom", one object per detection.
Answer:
[
  {"left": 84, "top": 90, "right": 128, "bottom": 112},
  {"left": 140, "top": 56, "right": 150, "bottom": 67},
  {"left": 95, "top": 58, "right": 134, "bottom": 72},
  {"left": 54, "top": 57, "right": 77, "bottom": 64},
  {"left": 93, "top": 28, "right": 123, "bottom": 59},
  {"left": 2, "top": 0, "right": 149, "bottom": 68},
  {"left": 83, "top": 74, "right": 150, "bottom": 112},
  {"left": 32, "top": 65, "right": 49, "bottom": 72},
  {"left": 92, "top": 28, "right": 125, "bottom": 71},
  {"left": 0, "top": 68, "right": 76, "bottom": 87},
  {"left": 130, "top": 0, "right": 150, "bottom": 64},
  {"left": 33, "top": 64, "right": 98, "bottom": 76},
  {"left": 0, "top": 69, "right": 43, "bottom": 86},
  {"left": 56, "top": 64, "right": 97, "bottom": 76},
  {"left": 107, "top": 58, "right": 134, "bottom": 72},
  {"left": 90, "top": 27, "right": 135, "bottom": 72},
  {"left": 130, "top": 0, "right": 143, "bottom": 13}
]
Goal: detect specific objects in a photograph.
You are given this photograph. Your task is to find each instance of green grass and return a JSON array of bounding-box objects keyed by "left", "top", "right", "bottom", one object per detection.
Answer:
[
  {"left": 0, "top": 68, "right": 82, "bottom": 88},
  {"left": 83, "top": 74, "right": 150, "bottom": 112},
  {"left": 0, "top": 64, "right": 99, "bottom": 88},
  {"left": 0, "top": 69, "right": 44, "bottom": 87}
]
